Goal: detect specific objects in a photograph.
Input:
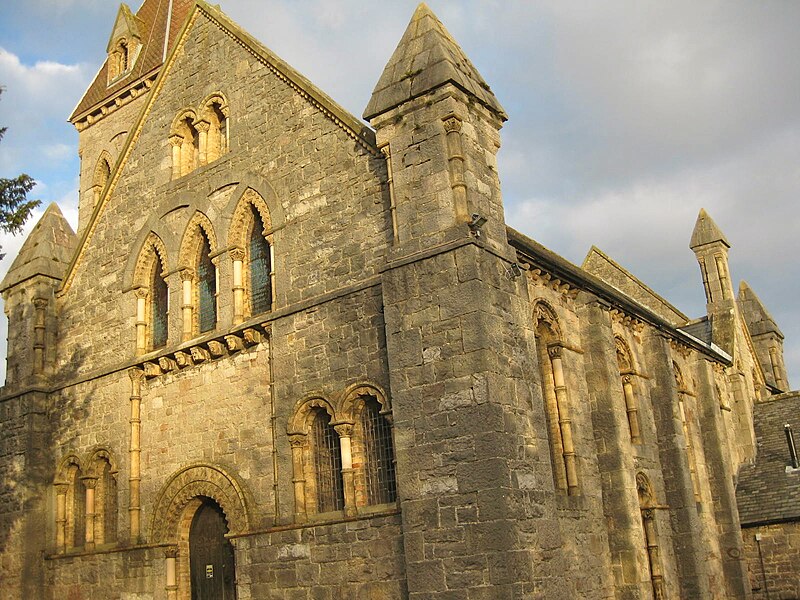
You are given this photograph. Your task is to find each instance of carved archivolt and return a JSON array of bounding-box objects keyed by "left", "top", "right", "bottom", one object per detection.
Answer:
[
  {"left": 338, "top": 382, "right": 391, "bottom": 422},
  {"left": 178, "top": 211, "right": 218, "bottom": 269},
  {"left": 54, "top": 454, "right": 83, "bottom": 485},
  {"left": 287, "top": 395, "right": 337, "bottom": 435},
  {"left": 86, "top": 446, "right": 119, "bottom": 477},
  {"left": 133, "top": 232, "right": 169, "bottom": 288},
  {"left": 673, "top": 361, "right": 689, "bottom": 393},
  {"left": 150, "top": 463, "right": 250, "bottom": 542},
  {"left": 228, "top": 188, "right": 272, "bottom": 249},
  {"left": 636, "top": 472, "right": 655, "bottom": 507},
  {"left": 533, "top": 299, "right": 562, "bottom": 341},
  {"left": 615, "top": 336, "right": 634, "bottom": 373}
]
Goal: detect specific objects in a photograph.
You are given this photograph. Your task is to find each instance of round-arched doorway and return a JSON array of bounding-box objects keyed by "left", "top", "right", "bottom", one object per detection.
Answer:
[{"left": 189, "top": 497, "right": 237, "bottom": 600}]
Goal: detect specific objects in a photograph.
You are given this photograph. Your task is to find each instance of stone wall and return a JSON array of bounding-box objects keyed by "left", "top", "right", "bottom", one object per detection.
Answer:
[{"left": 742, "top": 522, "right": 800, "bottom": 600}]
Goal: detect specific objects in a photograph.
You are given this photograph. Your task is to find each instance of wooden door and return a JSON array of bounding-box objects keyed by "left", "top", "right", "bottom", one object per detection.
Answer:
[{"left": 189, "top": 498, "right": 237, "bottom": 600}]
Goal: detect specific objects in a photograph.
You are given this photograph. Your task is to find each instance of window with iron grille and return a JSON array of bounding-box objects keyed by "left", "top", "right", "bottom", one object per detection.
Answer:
[
  {"left": 198, "top": 234, "right": 216, "bottom": 333},
  {"left": 312, "top": 410, "right": 344, "bottom": 512},
  {"left": 249, "top": 207, "right": 271, "bottom": 315},
  {"left": 151, "top": 256, "right": 168, "bottom": 348},
  {"left": 361, "top": 397, "right": 397, "bottom": 504}
]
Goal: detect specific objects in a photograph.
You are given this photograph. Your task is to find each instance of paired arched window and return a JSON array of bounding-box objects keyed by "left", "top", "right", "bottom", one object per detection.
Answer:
[
  {"left": 533, "top": 301, "right": 578, "bottom": 495},
  {"left": 107, "top": 37, "right": 136, "bottom": 82},
  {"left": 54, "top": 450, "right": 118, "bottom": 553},
  {"left": 170, "top": 95, "right": 229, "bottom": 179},
  {"left": 288, "top": 388, "right": 397, "bottom": 520}
]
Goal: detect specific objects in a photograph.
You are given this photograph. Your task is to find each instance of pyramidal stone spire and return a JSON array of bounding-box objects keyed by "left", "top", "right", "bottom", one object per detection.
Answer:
[
  {"left": 738, "top": 280, "right": 783, "bottom": 338},
  {"left": 0, "top": 203, "right": 77, "bottom": 292},
  {"left": 690, "top": 208, "right": 730, "bottom": 250},
  {"left": 363, "top": 2, "right": 507, "bottom": 121}
]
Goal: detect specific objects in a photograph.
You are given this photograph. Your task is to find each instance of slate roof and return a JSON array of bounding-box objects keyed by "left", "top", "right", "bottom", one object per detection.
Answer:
[
  {"left": 736, "top": 392, "right": 800, "bottom": 526},
  {"left": 70, "top": 0, "right": 192, "bottom": 121},
  {"left": 690, "top": 208, "right": 730, "bottom": 250},
  {"left": 0, "top": 204, "right": 77, "bottom": 292},
  {"left": 679, "top": 317, "right": 712, "bottom": 345},
  {"left": 364, "top": 2, "right": 506, "bottom": 121}
]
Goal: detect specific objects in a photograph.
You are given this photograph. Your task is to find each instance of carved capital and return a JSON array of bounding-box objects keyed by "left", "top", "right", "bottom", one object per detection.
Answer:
[
  {"left": 229, "top": 247, "right": 246, "bottom": 262},
  {"left": 33, "top": 298, "right": 48, "bottom": 310},
  {"left": 442, "top": 114, "right": 462, "bottom": 133},
  {"left": 128, "top": 367, "right": 145, "bottom": 383},
  {"left": 134, "top": 287, "right": 149, "bottom": 300},
  {"left": 333, "top": 423, "right": 354, "bottom": 438},
  {"left": 164, "top": 547, "right": 179, "bottom": 559},
  {"left": 169, "top": 134, "right": 184, "bottom": 147},
  {"left": 547, "top": 344, "right": 563, "bottom": 360},
  {"left": 193, "top": 119, "right": 210, "bottom": 133},
  {"left": 54, "top": 483, "right": 69, "bottom": 495},
  {"left": 288, "top": 433, "right": 307, "bottom": 449},
  {"left": 380, "top": 144, "right": 391, "bottom": 159},
  {"left": 622, "top": 375, "right": 632, "bottom": 385},
  {"left": 180, "top": 268, "right": 195, "bottom": 283},
  {"left": 641, "top": 508, "right": 655, "bottom": 521},
  {"left": 80, "top": 476, "right": 99, "bottom": 490}
]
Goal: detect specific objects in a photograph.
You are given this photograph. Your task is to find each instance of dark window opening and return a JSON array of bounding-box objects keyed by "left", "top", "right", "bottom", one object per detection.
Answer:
[
  {"left": 312, "top": 410, "right": 344, "bottom": 512},
  {"left": 198, "top": 233, "right": 216, "bottom": 333},
  {"left": 361, "top": 397, "right": 397, "bottom": 504},
  {"left": 249, "top": 207, "right": 271, "bottom": 315}
]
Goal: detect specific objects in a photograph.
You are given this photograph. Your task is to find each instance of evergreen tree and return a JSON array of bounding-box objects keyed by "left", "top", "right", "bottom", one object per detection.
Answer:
[{"left": 0, "top": 87, "right": 40, "bottom": 258}]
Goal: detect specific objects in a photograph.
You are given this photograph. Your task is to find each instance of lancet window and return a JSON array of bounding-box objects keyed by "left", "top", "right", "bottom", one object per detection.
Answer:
[
  {"left": 534, "top": 301, "right": 578, "bottom": 495},
  {"left": 133, "top": 233, "right": 169, "bottom": 355},
  {"left": 54, "top": 457, "right": 85, "bottom": 553},
  {"left": 359, "top": 396, "right": 397, "bottom": 505},
  {"left": 179, "top": 214, "right": 218, "bottom": 340},
  {"left": 197, "top": 233, "right": 216, "bottom": 333},
  {"left": 151, "top": 255, "right": 168, "bottom": 349},
  {"left": 312, "top": 409, "right": 345, "bottom": 513}
]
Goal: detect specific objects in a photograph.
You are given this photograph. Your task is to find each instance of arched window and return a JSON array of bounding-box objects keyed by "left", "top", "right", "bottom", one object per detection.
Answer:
[
  {"left": 248, "top": 206, "right": 272, "bottom": 315},
  {"left": 312, "top": 409, "right": 344, "bottom": 513},
  {"left": 359, "top": 397, "right": 397, "bottom": 505},
  {"left": 170, "top": 112, "right": 199, "bottom": 178},
  {"left": 615, "top": 336, "right": 642, "bottom": 444},
  {"left": 93, "top": 154, "right": 111, "bottom": 205},
  {"left": 203, "top": 96, "right": 229, "bottom": 164},
  {"left": 534, "top": 301, "right": 578, "bottom": 495},
  {"left": 197, "top": 232, "right": 216, "bottom": 333},
  {"left": 151, "top": 254, "right": 168, "bottom": 349}
]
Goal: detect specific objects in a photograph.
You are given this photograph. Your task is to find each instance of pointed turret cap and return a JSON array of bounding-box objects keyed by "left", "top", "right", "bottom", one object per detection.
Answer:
[
  {"left": 738, "top": 281, "right": 784, "bottom": 338},
  {"left": 690, "top": 208, "right": 730, "bottom": 250},
  {"left": 0, "top": 204, "right": 77, "bottom": 293},
  {"left": 364, "top": 3, "right": 507, "bottom": 121}
]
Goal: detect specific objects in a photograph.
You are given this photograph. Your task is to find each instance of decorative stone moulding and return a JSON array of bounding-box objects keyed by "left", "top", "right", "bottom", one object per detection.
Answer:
[
  {"left": 669, "top": 339, "right": 692, "bottom": 359},
  {"left": 527, "top": 267, "right": 579, "bottom": 299},
  {"left": 610, "top": 308, "right": 645, "bottom": 333},
  {"left": 140, "top": 322, "right": 270, "bottom": 379},
  {"left": 75, "top": 76, "right": 158, "bottom": 131}
]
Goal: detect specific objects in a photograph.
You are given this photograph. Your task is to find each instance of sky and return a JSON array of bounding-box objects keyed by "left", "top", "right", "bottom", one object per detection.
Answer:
[{"left": 0, "top": 0, "right": 798, "bottom": 387}]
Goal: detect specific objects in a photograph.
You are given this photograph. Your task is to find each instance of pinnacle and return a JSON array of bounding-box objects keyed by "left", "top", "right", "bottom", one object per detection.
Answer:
[
  {"left": 689, "top": 208, "right": 730, "bottom": 250},
  {"left": 363, "top": 2, "right": 506, "bottom": 121}
]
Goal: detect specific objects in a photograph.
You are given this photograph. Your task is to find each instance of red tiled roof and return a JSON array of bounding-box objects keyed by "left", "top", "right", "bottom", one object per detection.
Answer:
[{"left": 70, "top": 0, "right": 192, "bottom": 121}]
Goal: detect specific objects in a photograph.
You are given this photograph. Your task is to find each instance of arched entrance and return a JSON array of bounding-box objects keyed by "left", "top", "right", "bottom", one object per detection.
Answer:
[{"left": 189, "top": 498, "right": 237, "bottom": 600}]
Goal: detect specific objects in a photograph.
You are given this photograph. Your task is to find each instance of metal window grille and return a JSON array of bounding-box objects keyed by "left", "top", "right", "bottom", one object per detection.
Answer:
[
  {"left": 312, "top": 410, "right": 344, "bottom": 512},
  {"left": 198, "top": 234, "right": 216, "bottom": 333},
  {"left": 249, "top": 208, "right": 272, "bottom": 314},
  {"left": 151, "top": 257, "right": 168, "bottom": 348},
  {"left": 361, "top": 398, "right": 397, "bottom": 504}
]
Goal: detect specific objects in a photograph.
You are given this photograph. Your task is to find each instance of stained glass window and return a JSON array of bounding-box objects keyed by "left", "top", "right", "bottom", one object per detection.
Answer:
[{"left": 198, "top": 233, "right": 216, "bottom": 333}]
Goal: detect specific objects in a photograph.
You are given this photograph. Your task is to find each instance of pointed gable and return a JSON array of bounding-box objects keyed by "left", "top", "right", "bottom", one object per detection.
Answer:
[
  {"left": 690, "top": 208, "right": 730, "bottom": 250},
  {"left": 106, "top": 4, "right": 143, "bottom": 54},
  {"left": 0, "top": 204, "right": 77, "bottom": 292},
  {"left": 364, "top": 3, "right": 507, "bottom": 121},
  {"left": 70, "top": 0, "right": 192, "bottom": 123}
]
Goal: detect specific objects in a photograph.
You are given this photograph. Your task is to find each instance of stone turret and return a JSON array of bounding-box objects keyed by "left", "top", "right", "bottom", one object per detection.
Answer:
[
  {"left": 0, "top": 203, "right": 76, "bottom": 389},
  {"left": 364, "top": 2, "right": 509, "bottom": 254},
  {"left": 738, "top": 281, "right": 789, "bottom": 393},
  {"left": 690, "top": 208, "right": 736, "bottom": 354}
]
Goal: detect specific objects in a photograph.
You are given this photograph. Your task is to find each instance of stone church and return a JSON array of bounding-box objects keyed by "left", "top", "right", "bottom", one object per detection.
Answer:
[{"left": 0, "top": 1, "right": 795, "bottom": 599}]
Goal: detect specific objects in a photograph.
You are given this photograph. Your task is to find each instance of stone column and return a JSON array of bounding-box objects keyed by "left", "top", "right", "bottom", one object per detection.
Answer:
[
  {"left": 269, "top": 241, "right": 276, "bottom": 307},
  {"left": 165, "top": 547, "right": 178, "bottom": 600},
  {"left": 169, "top": 135, "right": 183, "bottom": 179},
  {"left": 135, "top": 287, "right": 148, "bottom": 355},
  {"left": 32, "top": 297, "right": 47, "bottom": 374},
  {"left": 180, "top": 268, "right": 194, "bottom": 342},
  {"left": 642, "top": 509, "right": 665, "bottom": 600},
  {"left": 55, "top": 483, "right": 68, "bottom": 553},
  {"left": 289, "top": 434, "right": 307, "bottom": 522},
  {"left": 195, "top": 120, "right": 210, "bottom": 166},
  {"left": 380, "top": 145, "right": 399, "bottom": 243},
  {"left": 231, "top": 248, "right": 245, "bottom": 325},
  {"left": 129, "top": 367, "right": 144, "bottom": 542},
  {"left": 549, "top": 344, "right": 578, "bottom": 495},
  {"left": 622, "top": 375, "right": 642, "bottom": 444},
  {"left": 335, "top": 423, "right": 357, "bottom": 517},
  {"left": 442, "top": 114, "right": 468, "bottom": 222},
  {"left": 82, "top": 476, "right": 98, "bottom": 551}
]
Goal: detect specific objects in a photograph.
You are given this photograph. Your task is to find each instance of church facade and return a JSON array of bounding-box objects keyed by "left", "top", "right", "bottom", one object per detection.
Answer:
[{"left": 0, "top": 2, "right": 793, "bottom": 599}]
